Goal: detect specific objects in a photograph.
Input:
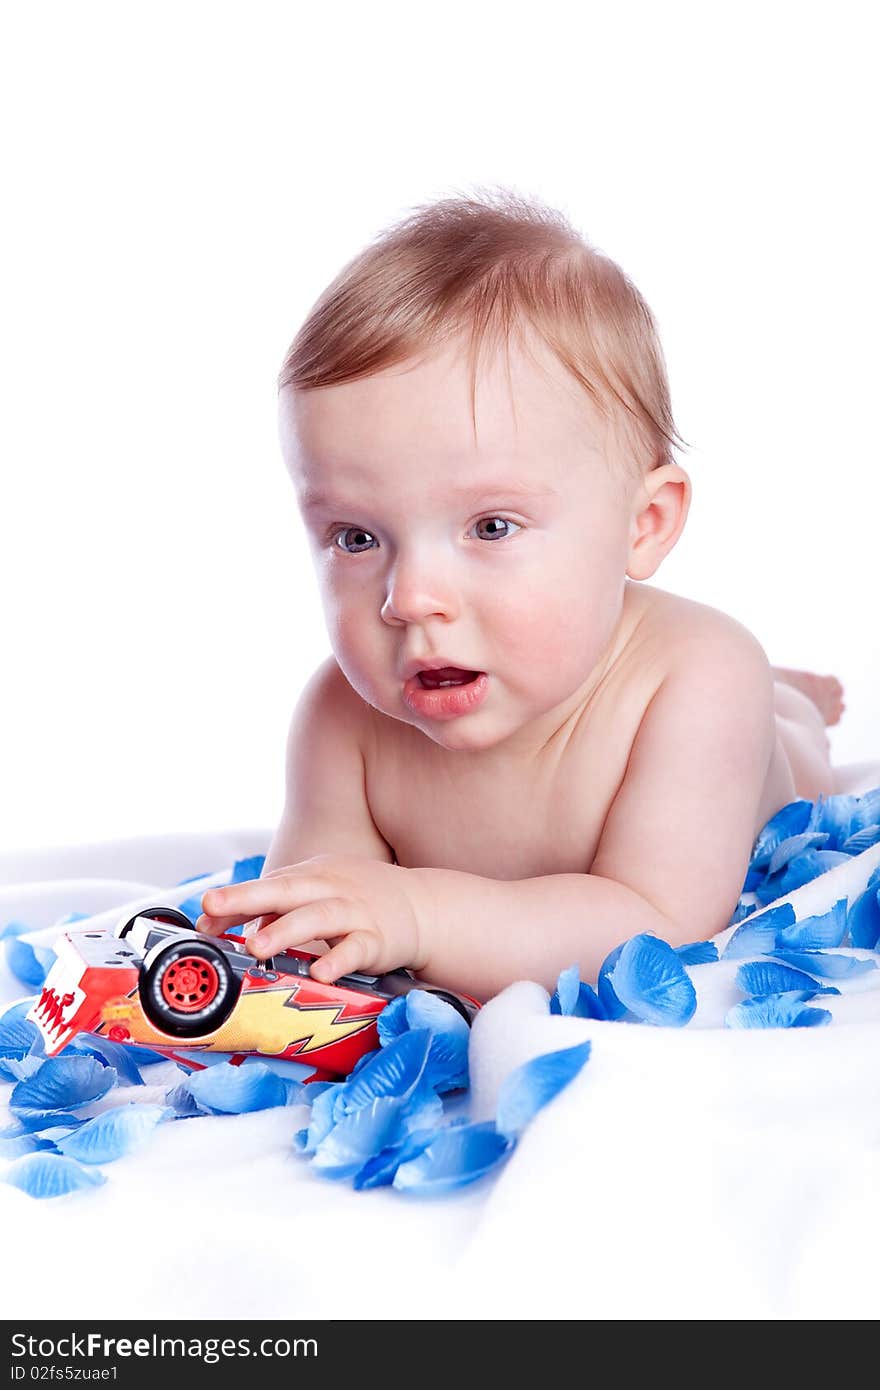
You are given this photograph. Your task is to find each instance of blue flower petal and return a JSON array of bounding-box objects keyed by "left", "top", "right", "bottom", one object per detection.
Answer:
[
  {"left": 729, "top": 896, "right": 759, "bottom": 925},
  {"left": 675, "top": 941, "right": 719, "bottom": 966},
  {"left": 231, "top": 855, "right": 266, "bottom": 884},
  {"left": 294, "top": 1083, "right": 347, "bottom": 1155},
  {"left": 11, "top": 1056, "right": 117, "bottom": 1117},
  {"left": 353, "top": 1129, "right": 436, "bottom": 1190},
  {"left": 175, "top": 893, "right": 206, "bottom": 921},
  {"left": 376, "top": 996, "right": 408, "bottom": 1047},
  {"left": 777, "top": 898, "right": 848, "bottom": 950},
  {"left": 775, "top": 986, "right": 841, "bottom": 1000},
  {"left": 122, "top": 1044, "right": 170, "bottom": 1067},
  {"left": 0, "top": 1132, "right": 58, "bottom": 1159},
  {"left": 36, "top": 1125, "right": 80, "bottom": 1143},
  {"left": 1, "top": 1111, "right": 82, "bottom": 1135},
  {"left": 550, "top": 964, "right": 581, "bottom": 1016},
  {"left": 341, "top": 1028, "right": 431, "bottom": 1113},
  {"left": 393, "top": 1121, "right": 513, "bottom": 1194},
  {"left": 495, "top": 1040, "right": 592, "bottom": 1140},
  {"left": 847, "top": 885, "right": 880, "bottom": 950},
  {"left": 767, "top": 832, "right": 830, "bottom": 875},
  {"left": 550, "top": 971, "right": 607, "bottom": 1019},
  {"left": 808, "top": 793, "right": 862, "bottom": 847},
  {"left": 1, "top": 997, "right": 39, "bottom": 1022},
  {"left": 571, "top": 982, "right": 607, "bottom": 1019},
  {"left": 185, "top": 1061, "right": 303, "bottom": 1114},
  {"left": 597, "top": 944, "right": 628, "bottom": 1020},
  {"left": 313, "top": 1096, "right": 408, "bottom": 1179},
  {"left": 400, "top": 992, "right": 470, "bottom": 1094},
  {"left": 164, "top": 1083, "right": 210, "bottom": 1118},
  {"left": 0, "top": 1054, "right": 46, "bottom": 1083},
  {"left": 726, "top": 995, "right": 832, "bottom": 1029},
  {"left": 755, "top": 850, "right": 850, "bottom": 903},
  {"left": 301, "top": 1080, "right": 337, "bottom": 1100},
  {"left": 2, "top": 1153, "right": 107, "bottom": 1198},
  {"left": 852, "top": 786, "right": 880, "bottom": 831},
  {"left": 841, "top": 825, "right": 880, "bottom": 855},
  {"left": 403, "top": 1092, "right": 444, "bottom": 1133},
  {"left": 65, "top": 1036, "right": 145, "bottom": 1086},
  {"left": 1, "top": 920, "right": 32, "bottom": 940},
  {"left": 735, "top": 960, "right": 822, "bottom": 997},
  {"left": 770, "top": 949, "right": 877, "bottom": 979},
  {"left": 4, "top": 938, "right": 56, "bottom": 988},
  {"left": 723, "top": 901, "right": 797, "bottom": 958},
  {"left": 606, "top": 935, "right": 696, "bottom": 1027},
  {"left": 750, "top": 799, "right": 813, "bottom": 868},
  {"left": 0, "top": 1007, "right": 42, "bottom": 1061},
  {"left": 53, "top": 1105, "right": 171, "bottom": 1163}
]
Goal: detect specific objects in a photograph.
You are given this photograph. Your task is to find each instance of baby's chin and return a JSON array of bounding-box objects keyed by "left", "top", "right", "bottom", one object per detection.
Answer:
[{"left": 397, "top": 699, "right": 531, "bottom": 758}]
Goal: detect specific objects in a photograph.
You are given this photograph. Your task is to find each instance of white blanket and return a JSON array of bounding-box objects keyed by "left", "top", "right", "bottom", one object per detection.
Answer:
[{"left": 2, "top": 826, "right": 879, "bottom": 1321}]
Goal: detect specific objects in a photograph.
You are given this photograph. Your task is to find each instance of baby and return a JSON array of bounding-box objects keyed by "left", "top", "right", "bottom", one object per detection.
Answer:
[{"left": 197, "top": 190, "right": 844, "bottom": 1000}]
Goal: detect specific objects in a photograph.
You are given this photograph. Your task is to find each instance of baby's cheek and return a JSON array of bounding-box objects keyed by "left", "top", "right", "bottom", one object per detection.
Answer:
[
  {"left": 492, "top": 567, "right": 619, "bottom": 678},
  {"left": 489, "top": 577, "right": 578, "bottom": 651},
  {"left": 326, "top": 603, "right": 398, "bottom": 710}
]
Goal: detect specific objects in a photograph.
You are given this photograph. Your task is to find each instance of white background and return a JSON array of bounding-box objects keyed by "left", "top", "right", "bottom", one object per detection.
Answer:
[{"left": 1, "top": 0, "right": 877, "bottom": 852}]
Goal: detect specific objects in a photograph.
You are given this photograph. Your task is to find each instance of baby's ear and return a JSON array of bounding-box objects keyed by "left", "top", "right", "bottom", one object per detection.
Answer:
[{"left": 626, "top": 465, "right": 691, "bottom": 580}]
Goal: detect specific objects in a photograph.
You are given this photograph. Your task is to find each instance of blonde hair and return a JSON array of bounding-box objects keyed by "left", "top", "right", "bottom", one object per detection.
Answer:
[{"left": 278, "top": 186, "right": 687, "bottom": 476}]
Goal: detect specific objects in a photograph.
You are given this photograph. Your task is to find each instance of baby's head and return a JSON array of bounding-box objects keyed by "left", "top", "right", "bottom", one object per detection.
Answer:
[{"left": 277, "top": 188, "right": 690, "bottom": 755}]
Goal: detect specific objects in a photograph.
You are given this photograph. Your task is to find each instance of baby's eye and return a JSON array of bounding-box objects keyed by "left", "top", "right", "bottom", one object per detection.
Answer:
[
  {"left": 333, "top": 526, "right": 377, "bottom": 554},
  {"left": 472, "top": 516, "right": 521, "bottom": 542}
]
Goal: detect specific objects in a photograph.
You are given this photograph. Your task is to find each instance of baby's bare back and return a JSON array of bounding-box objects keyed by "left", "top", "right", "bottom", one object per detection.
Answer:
[{"left": 362, "top": 582, "right": 795, "bottom": 880}]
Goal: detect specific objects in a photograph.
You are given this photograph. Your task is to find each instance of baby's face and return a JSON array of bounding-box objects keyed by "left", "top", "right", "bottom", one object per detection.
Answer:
[{"left": 279, "top": 328, "right": 642, "bottom": 758}]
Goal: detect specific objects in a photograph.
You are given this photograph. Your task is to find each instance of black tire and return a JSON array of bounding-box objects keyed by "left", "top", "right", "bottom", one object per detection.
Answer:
[
  {"left": 139, "top": 939, "right": 240, "bottom": 1038},
  {"left": 116, "top": 905, "right": 195, "bottom": 940}
]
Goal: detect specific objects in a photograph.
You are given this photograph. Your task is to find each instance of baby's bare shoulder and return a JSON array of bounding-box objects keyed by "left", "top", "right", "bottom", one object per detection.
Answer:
[
  {"left": 591, "top": 587, "right": 777, "bottom": 937},
  {"left": 630, "top": 584, "right": 771, "bottom": 681},
  {"left": 304, "top": 654, "right": 378, "bottom": 729},
  {"left": 286, "top": 655, "right": 377, "bottom": 784}
]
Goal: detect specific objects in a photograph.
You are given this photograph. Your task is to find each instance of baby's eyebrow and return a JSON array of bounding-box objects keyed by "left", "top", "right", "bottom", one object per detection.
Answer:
[
  {"left": 450, "top": 480, "right": 557, "bottom": 503},
  {"left": 300, "top": 479, "right": 556, "bottom": 510}
]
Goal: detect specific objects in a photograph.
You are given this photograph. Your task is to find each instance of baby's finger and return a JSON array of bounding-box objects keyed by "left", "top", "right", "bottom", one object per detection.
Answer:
[
  {"left": 196, "top": 911, "right": 281, "bottom": 938},
  {"left": 308, "top": 930, "right": 375, "bottom": 984},
  {"left": 247, "top": 898, "right": 356, "bottom": 959},
  {"left": 196, "top": 911, "right": 259, "bottom": 935},
  {"left": 202, "top": 873, "right": 325, "bottom": 923}
]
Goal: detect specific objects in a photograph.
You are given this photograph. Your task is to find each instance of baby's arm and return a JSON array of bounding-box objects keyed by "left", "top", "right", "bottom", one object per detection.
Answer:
[
  {"left": 262, "top": 655, "right": 393, "bottom": 874},
  {"left": 412, "top": 625, "right": 776, "bottom": 996},
  {"left": 242, "top": 657, "right": 393, "bottom": 951}
]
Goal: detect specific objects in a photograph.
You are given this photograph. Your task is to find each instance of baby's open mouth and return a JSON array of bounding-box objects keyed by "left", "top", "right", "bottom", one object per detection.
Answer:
[{"left": 417, "top": 667, "right": 482, "bottom": 688}]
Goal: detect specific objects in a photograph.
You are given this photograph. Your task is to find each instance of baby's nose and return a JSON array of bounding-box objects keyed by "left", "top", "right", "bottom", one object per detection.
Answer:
[{"left": 380, "top": 553, "right": 460, "bottom": 625}]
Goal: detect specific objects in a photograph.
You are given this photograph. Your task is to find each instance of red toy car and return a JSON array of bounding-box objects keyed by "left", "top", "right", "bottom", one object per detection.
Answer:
[{"left": 27, "top": 906, "right": 480, "bottom": 1081}]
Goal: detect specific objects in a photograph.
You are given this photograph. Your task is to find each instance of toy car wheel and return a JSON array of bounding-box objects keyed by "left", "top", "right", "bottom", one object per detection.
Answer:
[
  {"left": 139, "top": 939, "right": 240, "bottom": 1038},
  {"left": 116, "top": 905, "right": 195, "bottom": 940}
]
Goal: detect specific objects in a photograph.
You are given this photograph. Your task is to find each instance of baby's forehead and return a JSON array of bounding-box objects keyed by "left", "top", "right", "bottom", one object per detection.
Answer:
[{"left": 281, "top": 330, "right": 610, "bottom": 480}]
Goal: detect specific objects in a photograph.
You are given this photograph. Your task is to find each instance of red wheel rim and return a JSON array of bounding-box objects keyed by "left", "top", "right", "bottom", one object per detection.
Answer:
[{"left": 159, "top": 955, "right": 220, "bottom": 1013}]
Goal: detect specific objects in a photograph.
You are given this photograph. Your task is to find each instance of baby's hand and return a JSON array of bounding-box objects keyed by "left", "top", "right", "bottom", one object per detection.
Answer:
[{"left": 196, "top": 854, "right": 428, "bottom": 985}]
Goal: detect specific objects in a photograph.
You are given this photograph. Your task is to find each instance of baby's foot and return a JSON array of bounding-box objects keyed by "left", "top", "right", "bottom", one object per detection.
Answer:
[{"left": 772, "top": 667, "right": 845, "bottom": 726}]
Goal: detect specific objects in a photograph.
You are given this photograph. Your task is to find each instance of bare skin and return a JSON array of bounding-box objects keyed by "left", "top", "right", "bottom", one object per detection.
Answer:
[
  {"left": 198, "top": 329, "right": 850, "bottom": 995},
  {"left": 771, "top": 669, "right": 840, "bottom": 802},
  {"left": 772, "top": 668, "right": 845, "bottom": 726}
]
